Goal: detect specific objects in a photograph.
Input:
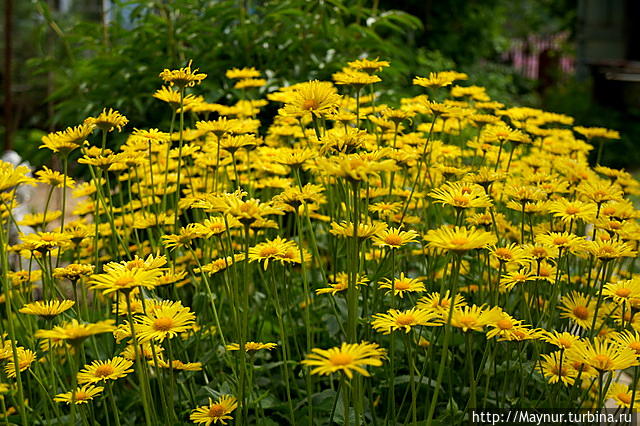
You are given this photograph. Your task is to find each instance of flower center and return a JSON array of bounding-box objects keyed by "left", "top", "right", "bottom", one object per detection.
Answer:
[
  {"left": 208, "top": 404, "right": 226, "bottom": 418},
  {"left": 553, "top": 237, "right": 568, "bottom": 246},
  {"left": 616, "top": 287, "right": 632, "bottom": 297},
  {"left": 617, "top": 393, "right": 632, "bottom": 405},
  {"left": 114, "top": 276, "right": 136, "bottom": 287},
  {"left": 452, "top": 195, "right": 470, "bottom": 206},
  {"left": 329, "top": 353, "right": 354, "bottom": 366},
  {"left": 450, "top": 237, "right": 469, "bottom": 246},
  {"left": 565, "top": 206, "right": 580, "bottom": 215},
  {"left": 496, "top": 319, "right": 513, "bottom": 330},
  {"left": 74, "top": 391, "right": 89, "bottom": 401},
  {"left": 384, "top": 235, "right": 404, "bottom": 246},
  {"left": 153, "top": 317, "right": 174, "bottom": 331},
  {"left": 396, "top": 314, "right": 415, "bottom": 326},
  {"left": 258, "top": 247, "right": 280, "bottom": 257},
  {"left": 592, "top": 354, "right": 613, "bottom": 370},
  {"left": 629, "top": 342, "right": 640, "bottom": 354},
  {"left": 94, "top": 364, "right": 115, "bottom": 377},
  {"left": 458, "top": 315, "right": 476, "bottom": 328},
  {"left": 572, "top": 306, "right": 590, "bottom": 320},
  {"left": 41, "top": 235, "right": 56, "bottom": 242},
  {"left": 557, "top": 338, "right": 572, "bottom": 348},
  {"left": 494, "top": 248, "right": 512, "bottom": 259},
  {"left": 302, "top": 99, "right": 320, "bottom": 111},
  {"left": 394, "top": 280, "right": 411, "bottom": 290}
]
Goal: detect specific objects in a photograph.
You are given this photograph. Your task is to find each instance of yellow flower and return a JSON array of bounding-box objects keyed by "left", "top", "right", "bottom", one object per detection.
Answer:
[
  {"left": 535, "top": 232, "right": 586, "bottom": 254},
  {"left": 316, "top": 273, "right": 369, "bottom": 295},
  {"left": 371, "top": 227, "right": 419, "bottom": 249},
  {"left": 539, "top": 351, "right": 577, "bottom": 386},
  {"left": 574, "top": 126, "right": 620, "bottom": 140},
  {"left": 416, "top": 291, "right": 467, "bottom": 315},
  {"left": 85, "top": 108, "right": 128, "bottom": 132},
  {"left": 135, "top": 301, "right": 196, "bottom": 342},
  {"left": 53, "top": 264, "right": 95, "bottom": 282},
  {"left": 0, "top": 161, "right": 35, "bottom": 192},
  {"left": 332, "top": 68, "right": 381, "bottom": 87},
  {"left": 36, "top": 166, "right": 76, "bottom": 188},
  {"left": 301, "top": 342, "right": 385, "bottom": 379},
  {"left": 159, "top": 61, "right": 207, "bottom": 88},
  {"left": 569, "top": 338, "right": 638, "bottom": 371},
  {"left": 40, "top": 123, "right": 94, "bottom": 153},
  {"left": 607, "top": 382, "right": 639, "bottom": 408},
  {"left": 424, "top": 226, "right": 496, "bottom": 253},
  {"left": 347, "top": 58, "right": 390, "bottom": 74},
  {"left": 610, "top": 331, "right": 640, "bottom": 357},
  {"left": 19, "top": 300, "right": 75, "bottom": 320},
  {"left": 4, "top": 348, "right": 36, "bottom": 378},
  {"left": 89, "top": 266, "right": 163, "bottom": 295},
  {"left": 429, "top": 182, "right": 493, "bottom": 210},
  {"left": 330, "top": 220, "right": 388, "bottom": 240},
  {"left": 281, "top": 80, "right": 342, "bottom": 118},
  {"left": 190, "top": 395, "right": 238, "bottom": 425},
  {"left": 234, "top": 78, "right": 267, "bottom": 89},
  {"left": 35, "top": 319, "right": 115, "bottom": 346},
  {"left": 602, "top": 279, "right": 640, "bottom": 305},
  {"left": 77, "top": 357, "right": 134, "bottom": 384},
  {"left": 558, "top": 292, "right": 598, "bottom": 329},
  {"left": 547, "top": 199, "right": 597, "bottom": 224},
  {"left": 225, "top": 342, "right": 277, "bottom": 352},
  {"left": 248, "top": 236, "right": 310, "bottom": 269},
  {"left": 226, "top": 67, "right": 261, "bottom": 79},
  {"left": 499, "top": 270, "right": 536, "bottom": 291},
  {"left": 54, "top": 384, "right": 104, "bottom": 405},
  {"left": 378, "top": 273, "right": 426, "bottom": 297},
  {"left": 371, "top": 308, "right": 441, "bottom": 334},
  {"left": 412, "top": 72, "right": 456, "bottom": 88},
  {"left": 450, "top": 305, "right": 502, "bottom": 332},
  {"left": 20, "top": 232, "right": 71, "bottom": 253},
  {"left": 586, "top": 240, "right": 637, "bottom": 262},
  {"left": 488, "top": 243, "right": 528, "bottom": 265},
  {"left": 541, "top": 331, "right": 581, "bottom": 350}
]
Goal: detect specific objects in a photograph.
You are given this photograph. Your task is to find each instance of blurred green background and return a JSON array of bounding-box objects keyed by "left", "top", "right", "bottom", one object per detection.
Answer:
[{"left": 2, "top": 0, "right": 639, "bottom": 169}]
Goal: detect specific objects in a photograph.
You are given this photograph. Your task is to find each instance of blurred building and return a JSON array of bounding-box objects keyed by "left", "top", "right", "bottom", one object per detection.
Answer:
[{"left": 577, "top": 0, "right": 640, "bottom": 109}]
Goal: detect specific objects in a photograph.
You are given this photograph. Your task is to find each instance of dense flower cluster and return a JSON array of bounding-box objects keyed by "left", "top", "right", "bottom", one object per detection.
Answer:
[{"left": 1, "top": 60, "right": 639, "bottom": 425}]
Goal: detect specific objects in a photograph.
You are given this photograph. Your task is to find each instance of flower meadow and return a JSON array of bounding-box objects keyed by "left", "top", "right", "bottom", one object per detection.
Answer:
[{"left": 1, "top": 59, "right": 640, "bottom": 425}]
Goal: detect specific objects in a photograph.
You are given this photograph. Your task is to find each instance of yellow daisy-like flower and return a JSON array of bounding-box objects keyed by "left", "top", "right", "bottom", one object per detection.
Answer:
[
  {"left": 77, "top": 357, "right": 134, "bottom": 384},
  {"left": 53, "top": 263, "right": 95, "bottom": 282},
  {"left": 586, "top": 240, "right": 637, "bottom": 262},
  {"left": 332, "top": 68, "right": 381, "bottom": 87},
  {"left": 371, "top": 308, "right": 441, "bottom": 334},
  {"left": 536, "top": 232, "right": 586, "bottom": 254},
  {"left": 190, "top": 395, "right": 238, "bottom": 425},
  {"left": 159, "top": 61, "right": 207, "bottom": 88},
  {"left": 4, "top": 348, "right": 36, "bottom": 378},
  {"left": 558, "top": 292, "right": 598, "bottom": 329},
  {"left": 610, "top": 331, "right": 640, "bottom": 357},
  {"left": 569, "top": 338, "right": 638, "bottom": 371},
  {"left": 301, "top": 342, "right": 385, "bottom": 379},
  {"left": 329, "top": 220, "right": 388, "bottom": 240},
  {"left": 281, "top": 80, "right": 342, "bottom": 118},
  {"left": 424, "top": 226, "right": 497, "bottom": 253},
  {"left": 412, "top": 72, "right": 456, "bottom": 89},
  {"left": 35, "top": 319, "right": 115, "bottom": 346},
  {"left": 20, "top": 232, "right": 71, "bottom": 253},
  {"left": 488, "top": 243, "right": 528, "bottom": 265},
  {"left": 429, "top": 182, "right": 493, "bottom": 210},
  {"left": 541, "top": 331, "right": 581, "bottom": 350},
  {"left": 371, "top": 227, "right": 419, "bottom": 249},
  {"left": 36, "top": 166, "right": 76, "bottom": 188},
  {"left": 19, "top": 300, "right": 75, "bottom": 320},
  {"left": 316, "top": 273, "right": 369, "bottom": 295},
  {"left": 225, "top": 342, "right": 277, "bottom": 352},
  {"left": 347, "top": 58, "right": 390, "bottom": 74},
  {"left": 547, "top": 199, "right": 597, "bottom": 224},
  {"left": 135, "top": 301, "right": 196, "bottom": 342},
  {"left": 450, "top": 305, "right": 502, "bottom": 332},
  {"left": 416, "top": 291, "right": 467, "bottom": 315},
  {"left": 226, "top": 67, "right": 261, "bottom": 79},
  {"left": 89, "top": 267, "right": 162, "bottom": 295},
  {"left": 606, "top": 382, "right": 640, "bottom": 408},
  {"left": 499, "top": 270, "right": 536, "bottom": 291},
  {"left": 85, "top": 108, "right": 128, "bottom": 132},
  {"left": 485, "top": 312, "right": 524, "bottom": 340},
  {"left": 538, "top": 351, "right": 577, "bottom": 386},
  {"left": 54, "top": 384, "right": 104, "bottom": 405},
  {"left": 602, "top": 279, "right": 640, "bottom": 306},
  {"left": 378, "top": 273, "right": 426, "bottom": 297}
]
